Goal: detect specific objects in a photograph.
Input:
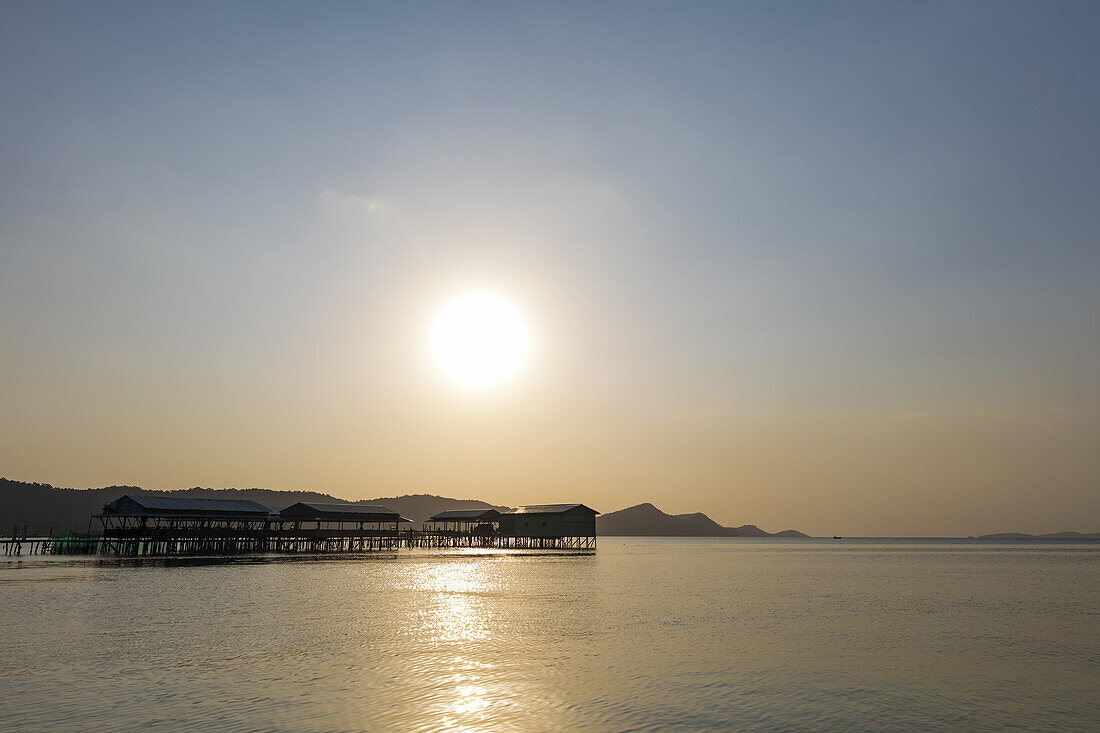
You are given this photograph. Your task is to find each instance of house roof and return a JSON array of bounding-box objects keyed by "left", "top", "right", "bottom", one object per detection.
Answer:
[
  {"left": 429, "top": 509, "right": 502, "bottom": 521},
  {"left": 100, "top": 495, "right": 272, "bottom": 518},
  {"left": 502, "top": 504, "right": 599, "bottom": 515},
  {"left": 278, "top": 502, "right": 400, "bottom": 521}
]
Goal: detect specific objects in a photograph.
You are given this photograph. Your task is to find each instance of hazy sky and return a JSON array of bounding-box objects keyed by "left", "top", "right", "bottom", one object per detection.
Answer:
[{"left": 2, "top": 1, "right": 1098, "bottom": 535}]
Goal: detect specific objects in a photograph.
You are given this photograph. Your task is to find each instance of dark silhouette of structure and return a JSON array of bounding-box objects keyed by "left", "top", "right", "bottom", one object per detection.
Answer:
[{"left": 3, "top": 496, "right": 598, "bottom": 555}]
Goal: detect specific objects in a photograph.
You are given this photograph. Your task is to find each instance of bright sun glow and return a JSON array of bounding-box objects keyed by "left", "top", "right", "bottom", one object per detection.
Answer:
[{"left": 430, "top": 292, "right": 531, "bottom": 389}]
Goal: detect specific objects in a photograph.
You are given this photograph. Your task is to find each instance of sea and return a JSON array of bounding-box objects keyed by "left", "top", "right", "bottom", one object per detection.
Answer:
[{"left": 1, "top": 537, "right": 1097, "bottom": 732}]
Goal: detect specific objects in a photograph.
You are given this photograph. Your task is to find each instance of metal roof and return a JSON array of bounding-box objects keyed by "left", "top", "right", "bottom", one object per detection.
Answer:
[
  {"left": 289, "top": 502, "right": 397, "bottom": 515},
  {"left": 100, "top": 495, "right": 272, "bottom": 517},
  {"left": 502, "top": 504, "right": 599, "bottom": 515},
  {"left": 429, "top": 509, "right": 502, "bottom": 521},
  {"left": 278, "top": 502, "right": 400, "bottom": 521}
]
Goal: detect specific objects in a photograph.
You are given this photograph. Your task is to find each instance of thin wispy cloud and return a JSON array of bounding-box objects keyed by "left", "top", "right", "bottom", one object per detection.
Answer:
[{"left": 319, "top": 189, "right": 395, "bottom": 218}]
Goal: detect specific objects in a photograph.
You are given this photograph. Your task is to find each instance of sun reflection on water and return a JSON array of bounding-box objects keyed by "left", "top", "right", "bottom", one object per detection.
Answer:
[
  {"left": 453, "top": 685, "right": 488, "bottom": 713},
  {"left": 413, "top": 556, "right": 509, "bottom": 729}
]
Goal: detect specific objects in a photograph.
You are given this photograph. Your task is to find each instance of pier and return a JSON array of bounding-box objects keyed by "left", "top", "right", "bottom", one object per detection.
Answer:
[{"left": 3, "top": 497, "right": 597, "bottom": 556}]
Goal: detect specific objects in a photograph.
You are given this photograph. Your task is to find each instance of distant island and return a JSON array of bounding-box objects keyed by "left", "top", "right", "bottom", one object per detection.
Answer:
[
  {"left": 597, "top": 502, "right": 808, "bottom": 537},
  {"left": 976, "top": 531, "right": 1100, "bottom": 539}
]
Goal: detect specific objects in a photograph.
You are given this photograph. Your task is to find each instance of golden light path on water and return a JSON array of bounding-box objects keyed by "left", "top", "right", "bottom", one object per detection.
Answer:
[{"left": 408, "top": 550, "right": 525, "bottom": 732}]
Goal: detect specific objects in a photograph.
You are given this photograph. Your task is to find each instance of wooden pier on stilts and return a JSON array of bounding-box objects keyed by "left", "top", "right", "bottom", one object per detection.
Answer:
[{"left": 2, "top": 497, "right": 598, "bottom": 557}]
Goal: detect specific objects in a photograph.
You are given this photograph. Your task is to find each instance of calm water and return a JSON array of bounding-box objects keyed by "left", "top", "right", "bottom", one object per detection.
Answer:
[{"left": 1, "top": 538, "right": 1097, "bottom": 732}]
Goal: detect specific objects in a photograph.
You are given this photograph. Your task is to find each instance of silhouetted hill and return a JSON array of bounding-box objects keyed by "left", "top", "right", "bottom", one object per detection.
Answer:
[
  {"left": 0, "top": 478, "right": 507, "bottom": 534},
  {"left": 358, "top": 494, "right": 509, "bottom": 523},
  {"left": 597, "top": 503, "right": 808, "bottom": 537}
]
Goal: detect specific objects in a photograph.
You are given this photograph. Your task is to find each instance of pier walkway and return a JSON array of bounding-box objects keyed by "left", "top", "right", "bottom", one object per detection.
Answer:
[
  {"left": 2, "top": 530, "right": 595, "bottom": 556},
  {"left": 3, "top": 496, "right": 597, "bottom": 557}
]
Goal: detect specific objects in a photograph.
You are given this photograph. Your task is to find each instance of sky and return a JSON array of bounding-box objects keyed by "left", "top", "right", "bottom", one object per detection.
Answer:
[{"left": 1, "top": 1, "right": 1098, "bottom": 536}]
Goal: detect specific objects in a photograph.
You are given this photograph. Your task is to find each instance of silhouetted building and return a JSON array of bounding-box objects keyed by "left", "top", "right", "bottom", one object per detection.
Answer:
[
  {"left": 278, "top": 502, "right": 402, "bottom": 526},
  {"left": 427, "top": 509, "right": 502, "bottom": 534},
  {"left": 100, "top": 495, "right": 272, "bottom": 521},
  {"left": 32, "top": 495, "right": 597, "bottom": 557},
  {"left": 95, "top": 495, "right": 274, "bottom": 555},
  {"left": 498, "top": 504, "right": 598, "bottom": 539}
]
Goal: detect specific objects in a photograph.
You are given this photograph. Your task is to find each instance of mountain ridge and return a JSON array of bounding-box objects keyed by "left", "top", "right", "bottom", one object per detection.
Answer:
[{"left": 596, "top": 502, "right": 808, "bottom": 537}]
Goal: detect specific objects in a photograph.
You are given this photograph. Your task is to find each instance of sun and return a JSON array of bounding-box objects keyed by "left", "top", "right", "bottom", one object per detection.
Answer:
[{"left": 429, "top": 291, "right": 532, "bottom": 389}]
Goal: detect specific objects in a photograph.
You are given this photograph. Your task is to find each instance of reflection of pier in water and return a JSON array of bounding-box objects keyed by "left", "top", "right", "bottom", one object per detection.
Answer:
[{"left": 3, "top": 496, "right": 597, "bottom": 556}]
